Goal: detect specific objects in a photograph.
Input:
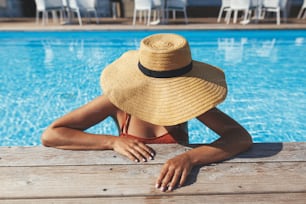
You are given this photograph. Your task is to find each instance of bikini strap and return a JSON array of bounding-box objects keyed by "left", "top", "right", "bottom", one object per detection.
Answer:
[{"left": 121, "top": 113, "right": 131, "bottom": 134}]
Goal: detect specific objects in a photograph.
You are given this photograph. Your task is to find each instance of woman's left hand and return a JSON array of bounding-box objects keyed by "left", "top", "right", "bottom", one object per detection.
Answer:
[{"left": 155, "top": 153, "right": 193, "bottom": 192}]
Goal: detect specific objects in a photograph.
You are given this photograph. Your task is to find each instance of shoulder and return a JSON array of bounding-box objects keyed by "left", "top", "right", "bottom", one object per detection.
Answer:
[
  {"left": 80, "top": 95, "right": 120, "bottom": 117},
  {"left": 196, "top": 107, "right": 233, "bottom": 126},
  {"left": 197, "top": 107, "right": 248, "bottom": 136},
  {"left": 94, "top": 95, "right": 117, "bottom": 108},
  {"left": 197, "top": 107, "right": 222, "bottom": 119}
]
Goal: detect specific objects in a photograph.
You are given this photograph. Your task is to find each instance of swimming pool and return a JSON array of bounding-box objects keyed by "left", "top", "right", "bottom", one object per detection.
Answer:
[{"left": 0, "top": 30, "right": 305, "bottom": 146}]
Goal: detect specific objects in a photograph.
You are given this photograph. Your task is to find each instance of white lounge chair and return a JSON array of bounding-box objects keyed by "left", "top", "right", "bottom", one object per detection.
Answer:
[
  {"left": 217, "top": 0, "right": 231, "bottom": 22},
  {"left": 67, "top": 0, "right": 99, "bottom": 26},
  {"left": 261, "top": 0, "right": 288, "bottom": 25},
  {"left": 165, "top": 0, "right": 188, "bottom": 24},
  {"left": 297, "top": 0, "right": 306, "bottom": 19},
  {"left": 152, "top": 0, "right": 162, "bottom": 23},
  {"left": 35, "top": 0, "right": 65, "bottom": 25},
  {"left": 226, "top": 0, "right": 251, "bottom": 24},
  {"left": 133, "top": 0, "right": 162, "bottom": 25}
]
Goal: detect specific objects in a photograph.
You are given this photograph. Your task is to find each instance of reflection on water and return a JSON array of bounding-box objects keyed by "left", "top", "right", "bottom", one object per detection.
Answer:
[
  {"left": 255, "top": 38, "right": 276, "bottom": 57},
  {"left": 42, "top": 41, "right": 54, "bottom": 65},
  {"left": 217, "top": 37, "right": 277, "bottom": 63},
  {"left": 218, "top": 38, "right": 247, "bottom": 63},
  {"left": 40, "top": 37, "right": 280, "bottom": 67},
  {"left": 295, "top": 37, "right": 304, "bottom": 46}
]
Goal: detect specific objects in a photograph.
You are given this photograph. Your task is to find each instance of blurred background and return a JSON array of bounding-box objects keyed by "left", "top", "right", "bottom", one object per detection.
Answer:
[{"left": 0, "top": 0, "right": 304, "bottom": 19}]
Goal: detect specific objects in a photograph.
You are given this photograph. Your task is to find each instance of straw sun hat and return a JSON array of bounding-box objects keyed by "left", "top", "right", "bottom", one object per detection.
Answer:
[{"left": 101, "top": 33, "right": 227, "bottom": 126}]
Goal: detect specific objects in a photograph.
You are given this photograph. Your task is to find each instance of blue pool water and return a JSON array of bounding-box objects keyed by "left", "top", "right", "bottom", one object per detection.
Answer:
[{"left": 0, "top": 30, "right": 305, "bottom": 146}]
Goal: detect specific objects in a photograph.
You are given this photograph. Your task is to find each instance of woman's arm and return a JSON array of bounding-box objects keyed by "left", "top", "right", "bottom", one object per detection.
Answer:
[
  {"left": 41, "top": 95, "right": 155, "bottom": 161},
  {"left": 156, "top": 107, "right": 253, "bottom": 191},
  {"left": 41, "top": 95, "right": 119, "bottom": 150},
  {"left": 186, "top": 107, "right": 253, "bottom": 165}
]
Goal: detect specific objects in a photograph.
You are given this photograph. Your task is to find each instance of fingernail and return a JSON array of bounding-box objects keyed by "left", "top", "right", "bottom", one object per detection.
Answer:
[
  {"left": 143, "top": 158, "right": 147, "bottom": 162},
  {"left": 160, "top": 187, "right": 166, "bottom": 192},
  {"left": 149, "top": 156, "right": 153, "bottom": 160},
  {"left": 168, "top": 186, "right": 173, "bottom": 191},
  {"left": 155, "top": 184, "right": 159, "bottom": 189},
  {"left": 134, "top": 159, "right": 139, "bottom": 163},
  {"left": 150, "top": 152, "right": 155, "bottom": 156}
]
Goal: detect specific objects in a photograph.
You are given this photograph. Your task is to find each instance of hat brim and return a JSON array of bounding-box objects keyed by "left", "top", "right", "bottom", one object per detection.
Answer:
[{"left": 101, "top": 50, "right": 227, "bottom": 126}]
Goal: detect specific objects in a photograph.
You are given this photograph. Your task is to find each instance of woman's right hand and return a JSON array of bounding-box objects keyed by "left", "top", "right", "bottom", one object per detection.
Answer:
[{"left": 112, "top": 137, "right": 155, "bottom": 162}]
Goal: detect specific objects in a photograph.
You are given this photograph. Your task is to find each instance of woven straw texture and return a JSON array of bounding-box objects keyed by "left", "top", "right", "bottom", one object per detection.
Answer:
[{"left": 101, "top": 34, "right": 227, "bottom": 126}]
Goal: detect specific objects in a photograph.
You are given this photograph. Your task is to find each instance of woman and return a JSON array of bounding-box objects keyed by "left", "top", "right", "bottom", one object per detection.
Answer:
[{"left": 42, "top": 33, "right": 252, "bottom": 192}]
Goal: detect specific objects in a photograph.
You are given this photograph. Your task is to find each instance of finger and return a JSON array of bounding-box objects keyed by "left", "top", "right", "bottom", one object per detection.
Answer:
[
  {"left": 156, "top": 166, "right": 168, "bottom": 189},
  {"left": 133, "top": 144, "right": 154, "bottom": 161},
  {"left": 124, "top": 150, "right": 139, "bottom": 162},
  {"left": 138, "top": 143, "right": 155, "bottom": 158},
  {"left": 168, "top": 170, "right": 182, "bottom": 191},
  {"left": 160, "top": 169, "right": 175, "bottom": 192},
  {"left": 178, "top": 169, "right": 189, "bottom": 187},
  {"left": 128, "top": 148, "right": 146, "bottom": 162}
]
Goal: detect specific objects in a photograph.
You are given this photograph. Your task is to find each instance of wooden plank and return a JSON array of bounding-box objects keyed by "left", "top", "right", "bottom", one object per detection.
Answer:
[
  {"left": 234, "top": 142, "right": 306, "bottom": 162},
  {"left": 1, "top": 193, "right": 306, "bottom": 204},
  {"left": 0, "top": 143, "right": 305, "bottom": 167},
  {"left": 0, "top": 162, "right": 305, "bottom": 199}
]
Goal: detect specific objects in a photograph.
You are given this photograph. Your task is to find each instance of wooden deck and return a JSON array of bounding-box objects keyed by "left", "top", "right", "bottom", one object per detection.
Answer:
[{"left": 0, "top": 143, "right": 305, "bottom": 203}]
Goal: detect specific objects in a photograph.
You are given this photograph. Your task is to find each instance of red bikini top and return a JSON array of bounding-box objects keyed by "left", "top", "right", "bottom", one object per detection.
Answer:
[{"left": 120, "top": 113, "right": 178, "bottom": 144}]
